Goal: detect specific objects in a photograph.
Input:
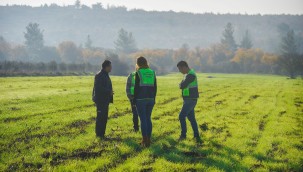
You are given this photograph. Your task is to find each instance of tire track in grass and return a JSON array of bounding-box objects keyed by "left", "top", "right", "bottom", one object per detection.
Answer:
[
  {"left": 1, "top": 97, "right": 179, "bottom": 123},
  {"left": 5, "top": 95, "right": 189, "bottom": 170},
  {"left": 99, "top": 105, "right": 186, "bottom": 171},
  {"left": 248, "top": 88, "right": 282, "bottom": 170},
  {"left": 46, "top": 106, "right": 181, "bottom": 170},
  {"left": 2, "top": 103, "right": 95, "bottom": 123},
  {"left": 4, "top": 108, "right": 132, "bottom": 151}
]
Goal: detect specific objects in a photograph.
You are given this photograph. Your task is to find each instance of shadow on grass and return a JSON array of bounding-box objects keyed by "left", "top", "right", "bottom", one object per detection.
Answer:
[{"left": 122, "top": 136, "right": 300, "bottom": 171}]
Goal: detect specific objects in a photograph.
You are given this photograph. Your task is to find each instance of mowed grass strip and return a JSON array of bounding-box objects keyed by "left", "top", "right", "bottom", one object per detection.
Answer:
[{"left": 0, "top": 74, "right": 302, "bottom": 171}]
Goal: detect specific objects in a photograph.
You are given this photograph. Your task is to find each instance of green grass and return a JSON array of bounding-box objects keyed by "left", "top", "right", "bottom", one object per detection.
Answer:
[{"left": 0, "top": 73, "right": 302, "bottom": 171}]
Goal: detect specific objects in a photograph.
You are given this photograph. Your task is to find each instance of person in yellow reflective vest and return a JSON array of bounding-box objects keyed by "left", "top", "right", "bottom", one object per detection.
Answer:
[
  {"left": 177, "top": 61, "right": 202, "bottom": 143},
  {"left": 134, "top": 56, "right": 157, "bottom": 147},
  {"left": 126, "top": 68, "right": 139, "bottom": 132}
]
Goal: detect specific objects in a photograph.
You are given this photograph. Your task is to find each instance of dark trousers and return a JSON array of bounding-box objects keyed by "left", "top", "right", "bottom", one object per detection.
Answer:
[
  {"left": 136, "top": 99, "right": 155, "bottom": 137},
  {"left": 95, "top": 103, "right": 109, "bottom": 137},
  {"left": 179, "top": 99, "right": 199, "bottom": 138},
  {"left": 130, "top": 100, "right": 139, "bottom": 130}
]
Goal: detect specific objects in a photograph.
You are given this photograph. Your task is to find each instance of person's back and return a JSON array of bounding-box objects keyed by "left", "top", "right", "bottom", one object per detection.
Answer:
[
  {"left": 92, "top": 60, "right": 113, "bottom": 139},
  {"left": 93, "top": 70, "right": 113, "bottom": 104},
  {"left": 134, "top": 57, "right": 157, "bottom": 147},
  {"left": 134, "top": 68, "right": 157, "bottom": 101}
]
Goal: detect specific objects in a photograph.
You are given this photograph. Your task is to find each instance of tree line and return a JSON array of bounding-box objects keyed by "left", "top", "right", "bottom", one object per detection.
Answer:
[
  {"left": 1, "top": 3, "right": 303, "bottom": 52},
  {"left": 0, "top": 20, "right": 302, "bottom": 78}
]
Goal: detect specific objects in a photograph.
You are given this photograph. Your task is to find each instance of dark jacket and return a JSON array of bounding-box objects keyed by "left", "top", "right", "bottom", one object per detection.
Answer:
[
  {"left": 179, "top": 73, "right": 199, "bottom": 99},
  {"left": 92, "top": 69, "right": 113, "bottom": 105},
  {"left": 134, "top": 69, "right": 157, "bottom": 102}
]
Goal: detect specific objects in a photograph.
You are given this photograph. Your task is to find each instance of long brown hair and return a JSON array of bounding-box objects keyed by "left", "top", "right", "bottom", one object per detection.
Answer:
[{"left": 136, "top": 56, "right": 149, "bottom": 69}]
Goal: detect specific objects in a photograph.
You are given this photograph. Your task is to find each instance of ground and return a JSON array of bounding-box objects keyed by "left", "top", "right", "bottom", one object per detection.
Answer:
[{"left": 0, "top": 74, "right": 302, "bottom": 171}]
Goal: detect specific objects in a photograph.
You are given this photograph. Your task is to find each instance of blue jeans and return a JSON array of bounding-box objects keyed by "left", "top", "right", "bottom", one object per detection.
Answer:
[
  {"left": 179, "top": 99, "right": 199, "bottom": 138},
  {"left": 136, "top": 99, "right": 155, "bottom": 137}
]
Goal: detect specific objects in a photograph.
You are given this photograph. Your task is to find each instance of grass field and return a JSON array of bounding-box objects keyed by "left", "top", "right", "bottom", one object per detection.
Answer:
[{"left": 0, "top": 73, "right": 303, "bottom": 171}]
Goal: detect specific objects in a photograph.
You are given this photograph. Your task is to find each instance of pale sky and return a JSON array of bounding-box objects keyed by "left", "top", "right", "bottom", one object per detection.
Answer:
[{"left": 1, "top": 0, "right": 303, "bottom": 15}]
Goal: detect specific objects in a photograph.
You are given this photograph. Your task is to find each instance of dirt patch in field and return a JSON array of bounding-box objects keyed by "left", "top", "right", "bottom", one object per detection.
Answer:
[
  {"left": 7, "top": 162, "right": 43, "bottom": 171},
  {"left": 10, "top": 107, "right": 21, "bottom": 111},
  {"left": 183, "top": 151, "right": 207, "bottom": 158},
  {"left": 140, "top": 167, "right": 153, "bottom": 172},
  {"left": 294, "top": 98, "right": 303, "bottom": 107},
  {"left": 279, "top": 111, "right": 286, "bottom": 116},
  {"left": 249, "top": 162, "right": 264, "bottom": 171},
  {"left": 160, "top": 97, "right": 178, "bottom": 105},
  {"left": 49, "top": 149, "right": 104, "bottom": 166},
  {"left": 3, "top": 116, "right": 24, "bottom": 123},
  {"left": 258, "top": 120, "right": 265, "bottom": 131},
  {"left": 208, "top": 94, "right": 220, "bottom": 99},
  {"left": 66, "top": 119, "right": 90, "bottom": 129},
  {"left": 245, "top": 95, "right": 260, "bottom": 104},
  {"left": 234, "top": 111, "right": 250, "bottom": 116},
  {"left": 199, "top": 123, "right": 209, "bottom": 131},
  {"left": 152, "top": 116, "right": 160, "bottom": 120}
]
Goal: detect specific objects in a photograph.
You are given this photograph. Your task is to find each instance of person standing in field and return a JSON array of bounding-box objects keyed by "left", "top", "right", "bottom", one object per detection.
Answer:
[
  {"left": 177, "top": 61, "right": 202, "bottom": 143},
  {"left": 134, "top": 56, "right": 157, "bottom": 147},
  {"left": 125, "top": 67, "right": 139, "bottom": 132},
  {"left": 92, "top": 60, "right": 114, "bottom": 139}
]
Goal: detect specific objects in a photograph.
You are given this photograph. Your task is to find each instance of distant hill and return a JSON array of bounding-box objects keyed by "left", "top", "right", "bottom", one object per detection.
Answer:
[{"left": 1, "top": 5, "right": 303, "bottom": 52}]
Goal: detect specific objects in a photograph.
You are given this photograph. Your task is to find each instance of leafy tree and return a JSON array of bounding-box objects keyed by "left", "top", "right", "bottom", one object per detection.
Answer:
[
  {"left": 114, "top": 28, "right": 137, "bottom": 54},
  {"left": 24, "top": 23, "right": 44, "bottom": 54},
  {"left": 85, "top": 35, "right": 93, "bottom": 49},
  {"left": 0, "top": 36, "right": 11, "bottom": 61},
  {"left": 92, "top": 3, "right": 103, "bottom": 10},
  {"left": 58, "top": 41, "right": 83, "bottom": 63},
  {"left": 74, "top": 0, "right": 81, "bottom": 9},
  {"left": 279, "top": 30, "right": 299, "bottom": 78},
  {"left": 277, "top": 23, "right": 290, "bottom": 37},
  {"left": 240, "top": 30, "right": 253, "bottom": 49},
  {"left": 106, "top": 53, "right": 129, "bottom": 75},
  {"left": 221, "top": 22, "right": 237, "bottom": 52}
]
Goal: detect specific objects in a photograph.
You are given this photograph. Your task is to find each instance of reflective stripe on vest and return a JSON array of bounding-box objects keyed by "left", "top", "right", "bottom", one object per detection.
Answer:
[
  {"left": 130, "top": 72, "right": 136, "bottom": 95},
  {"left": 137, "top": 68, "right": 155, "bottom": 87},
  {"left": 182, "top": 69, "right": 198, "bottom": 97}
]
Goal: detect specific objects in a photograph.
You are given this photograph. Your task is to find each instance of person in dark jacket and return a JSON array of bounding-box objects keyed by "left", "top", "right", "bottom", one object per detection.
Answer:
[
  {"left": 92, "top": 60, "right": 114, "bottom": 139},
  {"left": 125, "top": 68, "right": 139, "bottom": 132},
  {"left": 134, "top": 56, "right": 157, "bottom": 147},
  {"left": 177, "top": 61, "right": 202, "bottom": 143}
]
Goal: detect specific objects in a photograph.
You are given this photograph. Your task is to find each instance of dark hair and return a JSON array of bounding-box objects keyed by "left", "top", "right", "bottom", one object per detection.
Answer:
[
  {"left": 137, "top": 56, "right": 149, "bottom": 68},
  {"left": 177, "top": 61, "right": 189, "bottom": 68},
  {"left": 102, "top": 60, "right": 111, "bottom": 69}
]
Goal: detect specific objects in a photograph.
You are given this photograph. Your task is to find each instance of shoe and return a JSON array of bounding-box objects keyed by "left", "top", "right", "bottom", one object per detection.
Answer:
[
  {"left": 195, "top": 137, "right": 202, "bottom": 144},
  {"left": 140, "top": 136, "right": 149, "bottom": 147},
  {"left": 178, "top": 136, "right": 186, "bottom": 141},
  {"left": 97, "top": 135, "right": 109, "bottom": 140},
  {"left": 134, "top": 128, "right": 139, "bottom": 132},
  {"left": 146, "top": 137, "right": 151, "bottom": 147}
]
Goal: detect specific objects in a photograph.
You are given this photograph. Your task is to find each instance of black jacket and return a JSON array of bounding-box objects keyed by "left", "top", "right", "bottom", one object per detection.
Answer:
[{"left": 92, "top": 69, "right": 113, "bottom": 105}]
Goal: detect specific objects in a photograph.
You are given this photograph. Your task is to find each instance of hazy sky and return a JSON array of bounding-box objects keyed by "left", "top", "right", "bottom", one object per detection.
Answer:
[{"left": 1, "top": 0, "right": 303, "bottom": 15}]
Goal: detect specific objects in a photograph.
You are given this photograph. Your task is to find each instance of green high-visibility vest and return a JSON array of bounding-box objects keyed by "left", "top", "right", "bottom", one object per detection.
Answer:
[
  {"left": 137, "top": 68, "right": 155, "bottom": 87},
  {"left": 130, "top": 72, "right": 136, "bottom": 95},
  {"left": 182, "top": 69, "right": 198, "bottom": 97}
]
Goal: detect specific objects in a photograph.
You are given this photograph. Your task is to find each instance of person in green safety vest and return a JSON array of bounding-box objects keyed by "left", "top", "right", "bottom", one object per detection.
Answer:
[
  {"left": 134, "top": 56, "right": 157, "bottom": 147},
  {"left": 126, "top": 68, "right": 139, "bottom": 132},
  {"left": 177, "top": 61, "right": 202, "bottom": 143}
]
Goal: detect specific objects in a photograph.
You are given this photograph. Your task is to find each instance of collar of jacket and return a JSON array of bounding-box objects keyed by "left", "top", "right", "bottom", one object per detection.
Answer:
[{"left": 101, "top": 69, "right": 109, "bottom": 75}]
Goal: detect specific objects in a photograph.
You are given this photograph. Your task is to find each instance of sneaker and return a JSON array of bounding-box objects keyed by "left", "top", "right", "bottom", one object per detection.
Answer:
[
  {"left": 178, "top": 136, "right": 186, "bottom": 141},
  {"left": 195, "top": 137, "right": 203, "bottom": 144}
]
